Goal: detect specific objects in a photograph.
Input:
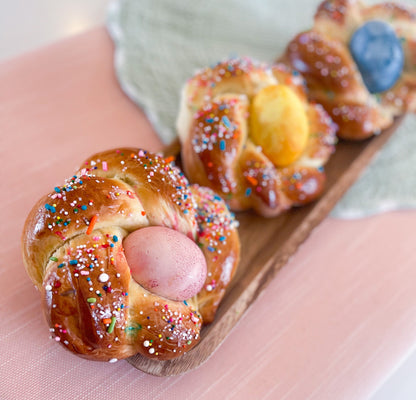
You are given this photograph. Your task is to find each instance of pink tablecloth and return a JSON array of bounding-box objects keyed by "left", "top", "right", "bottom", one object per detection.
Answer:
[{"left": 1, "top": 28, "right": 416, "bottom": 400}]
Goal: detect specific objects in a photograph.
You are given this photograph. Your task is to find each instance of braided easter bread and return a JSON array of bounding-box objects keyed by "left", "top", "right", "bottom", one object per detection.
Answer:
[
  {"left": 281, "top": 0, "right": 416, "bottom": 140},
  {"left": 177, "top": 57, "right": 337, "bottom": 217},
  {"left": 21, "top": 148, "right": 240, "bottom": 362}
]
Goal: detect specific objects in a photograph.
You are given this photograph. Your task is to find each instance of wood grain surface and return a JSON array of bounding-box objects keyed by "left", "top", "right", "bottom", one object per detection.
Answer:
[{"left": 128, "top": 118, "right": 403, "bottom": 376}]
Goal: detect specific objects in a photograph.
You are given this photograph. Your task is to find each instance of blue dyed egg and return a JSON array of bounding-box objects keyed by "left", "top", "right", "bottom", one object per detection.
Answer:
[{"left": 349, "top": 20, "right": 404, "bottom": 94}]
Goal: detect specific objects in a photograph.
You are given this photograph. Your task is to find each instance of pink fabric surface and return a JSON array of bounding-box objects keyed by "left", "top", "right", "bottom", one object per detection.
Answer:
[{"left": 2, "top": 28, "right": 416, "bottom": 399}]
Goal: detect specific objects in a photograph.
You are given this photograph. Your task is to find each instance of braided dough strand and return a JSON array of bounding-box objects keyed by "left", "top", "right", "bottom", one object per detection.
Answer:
[
  {"left": 281, "top": 0, "right": 416, "bottom": 140},
  {"left": 22, "top": 148, "right": 240, "bottom": 361},
  {"left": 177, "top": 59, "right": 336, "bottom": 217}
]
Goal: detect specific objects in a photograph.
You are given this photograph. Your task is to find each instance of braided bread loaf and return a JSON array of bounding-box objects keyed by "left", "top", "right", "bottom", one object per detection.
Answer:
[
  {"left": 177, "top": 58, "right": 337, "bottom": 217},
  {"left": 281, "top": 0, "right": 416, "bottom": 140},
  {"left": 21, "top": 148, "right": 240, "bottom": 362}
]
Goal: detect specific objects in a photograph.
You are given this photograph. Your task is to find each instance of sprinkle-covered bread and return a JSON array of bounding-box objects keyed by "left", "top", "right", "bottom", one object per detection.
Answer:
[
  {"left": 280, "top": 0, "right": 416, "bottom": 140},
  {"left": 22, "top": 148, "right": 240, "bottom": 362},
  {"left": 177, "top": 58, "right": 337, "bottom": 217}
]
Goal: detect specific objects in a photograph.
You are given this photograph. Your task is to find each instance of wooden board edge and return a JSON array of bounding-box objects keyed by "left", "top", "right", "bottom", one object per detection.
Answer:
[{"left": 127, "top": 118, "right": 402, "bottom": 376}]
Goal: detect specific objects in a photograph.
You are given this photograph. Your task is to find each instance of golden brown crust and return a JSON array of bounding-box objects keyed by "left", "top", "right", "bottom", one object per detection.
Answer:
[
  {"left": 79, "top": 148, "right": 197, "bottom": 238},
  {"left": 22, "top": 175, "right": 146, "bottom": 286},
  {"left": 22, "top": 148, "right": 240, "bottom": 362},
  {"left": 364, "top": 2, "right": 416, "bottom": 22},
  {"left": 238, "top": 141, "right": 290, "bottom": 216},
  {"left": 188, "top": 95, "right": 248, "bottom": 197},
  {"left": 180, "top": 57, "right": 274, "bottom": 115},
  {"left": 316, "top": 0, "right": 361, "bottom": 27},
  {"left": 177, "top": 58, "right": 336, "bottom": 217},
  {"left": 44, "top": 228, "right": 134, "bottom": 361},
  {"left": 281, "top": 166, "right": 327, "bottom": 206},
  {"left": 190, "top": 186, "right": 240, "bottom": 323},
  {"left": 281, "top": 0, "right": 416, "bottom": 140},
  {"left": 282, "top": 31, "right": 365, "bottom": 99}
]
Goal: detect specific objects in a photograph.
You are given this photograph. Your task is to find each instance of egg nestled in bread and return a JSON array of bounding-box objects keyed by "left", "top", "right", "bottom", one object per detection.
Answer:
[{"left": 177, "top": 58, "right": 337, "bottom": 217}]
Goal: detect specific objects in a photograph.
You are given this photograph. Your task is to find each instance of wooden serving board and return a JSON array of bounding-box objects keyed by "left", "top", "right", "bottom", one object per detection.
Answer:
[{"left": 127, "top": 118, "right": 402, "bottom": 376}]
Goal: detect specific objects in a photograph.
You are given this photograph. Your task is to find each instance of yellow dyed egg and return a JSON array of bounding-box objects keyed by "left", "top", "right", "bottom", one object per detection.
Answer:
[{"left": 250, "top": 84, "right": 309, "bottom": 167}]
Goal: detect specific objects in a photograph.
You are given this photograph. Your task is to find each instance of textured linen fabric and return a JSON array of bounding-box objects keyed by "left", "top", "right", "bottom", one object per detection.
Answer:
[{"left": 107, "top": 0, "right": 416, "bottom": 219}]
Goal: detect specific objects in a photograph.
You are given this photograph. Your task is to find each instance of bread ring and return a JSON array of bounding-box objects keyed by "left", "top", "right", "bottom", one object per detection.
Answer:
[
  {"left": 21, "top": 148, "right": 240, "bottom": 362},
  {"left": 281, "top": 0, "right": 416, "bottom": 140},
  {"left": 177, "top": 58, "right": 337, "bottom": 217}
]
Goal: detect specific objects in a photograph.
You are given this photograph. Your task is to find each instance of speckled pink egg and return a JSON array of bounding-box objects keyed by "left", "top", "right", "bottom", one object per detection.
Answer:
[{"left": 123, "top": 226, "right": 207, "bottom": 301}]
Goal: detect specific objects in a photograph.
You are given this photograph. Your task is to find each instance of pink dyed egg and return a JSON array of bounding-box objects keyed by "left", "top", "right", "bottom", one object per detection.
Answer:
[{"left": 123, "top": 226, "right": 207, "bottom": 301}]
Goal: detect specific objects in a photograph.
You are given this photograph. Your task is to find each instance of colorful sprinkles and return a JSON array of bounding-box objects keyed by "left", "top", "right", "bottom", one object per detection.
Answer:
[
  {"left": 183, "top": 56, "right": 336, "bottom": 214},
  {"left": 41, "top": 148, "right": 219, "bottom": 360},
  {"left": 193, "top": 186, "right": 238, "bottom": 272}
]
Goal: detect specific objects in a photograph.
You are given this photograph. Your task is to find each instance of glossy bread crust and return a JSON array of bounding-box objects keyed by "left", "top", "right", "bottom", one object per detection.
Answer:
[
  {"left": 177, "top": 58, "right": 337, "bottom": 217},
  {"left": 21, "top": 148, "right": 240, "bottom": 362},
  {"left": 281, "top": 0, "right": 416, "bottom": 140}
]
